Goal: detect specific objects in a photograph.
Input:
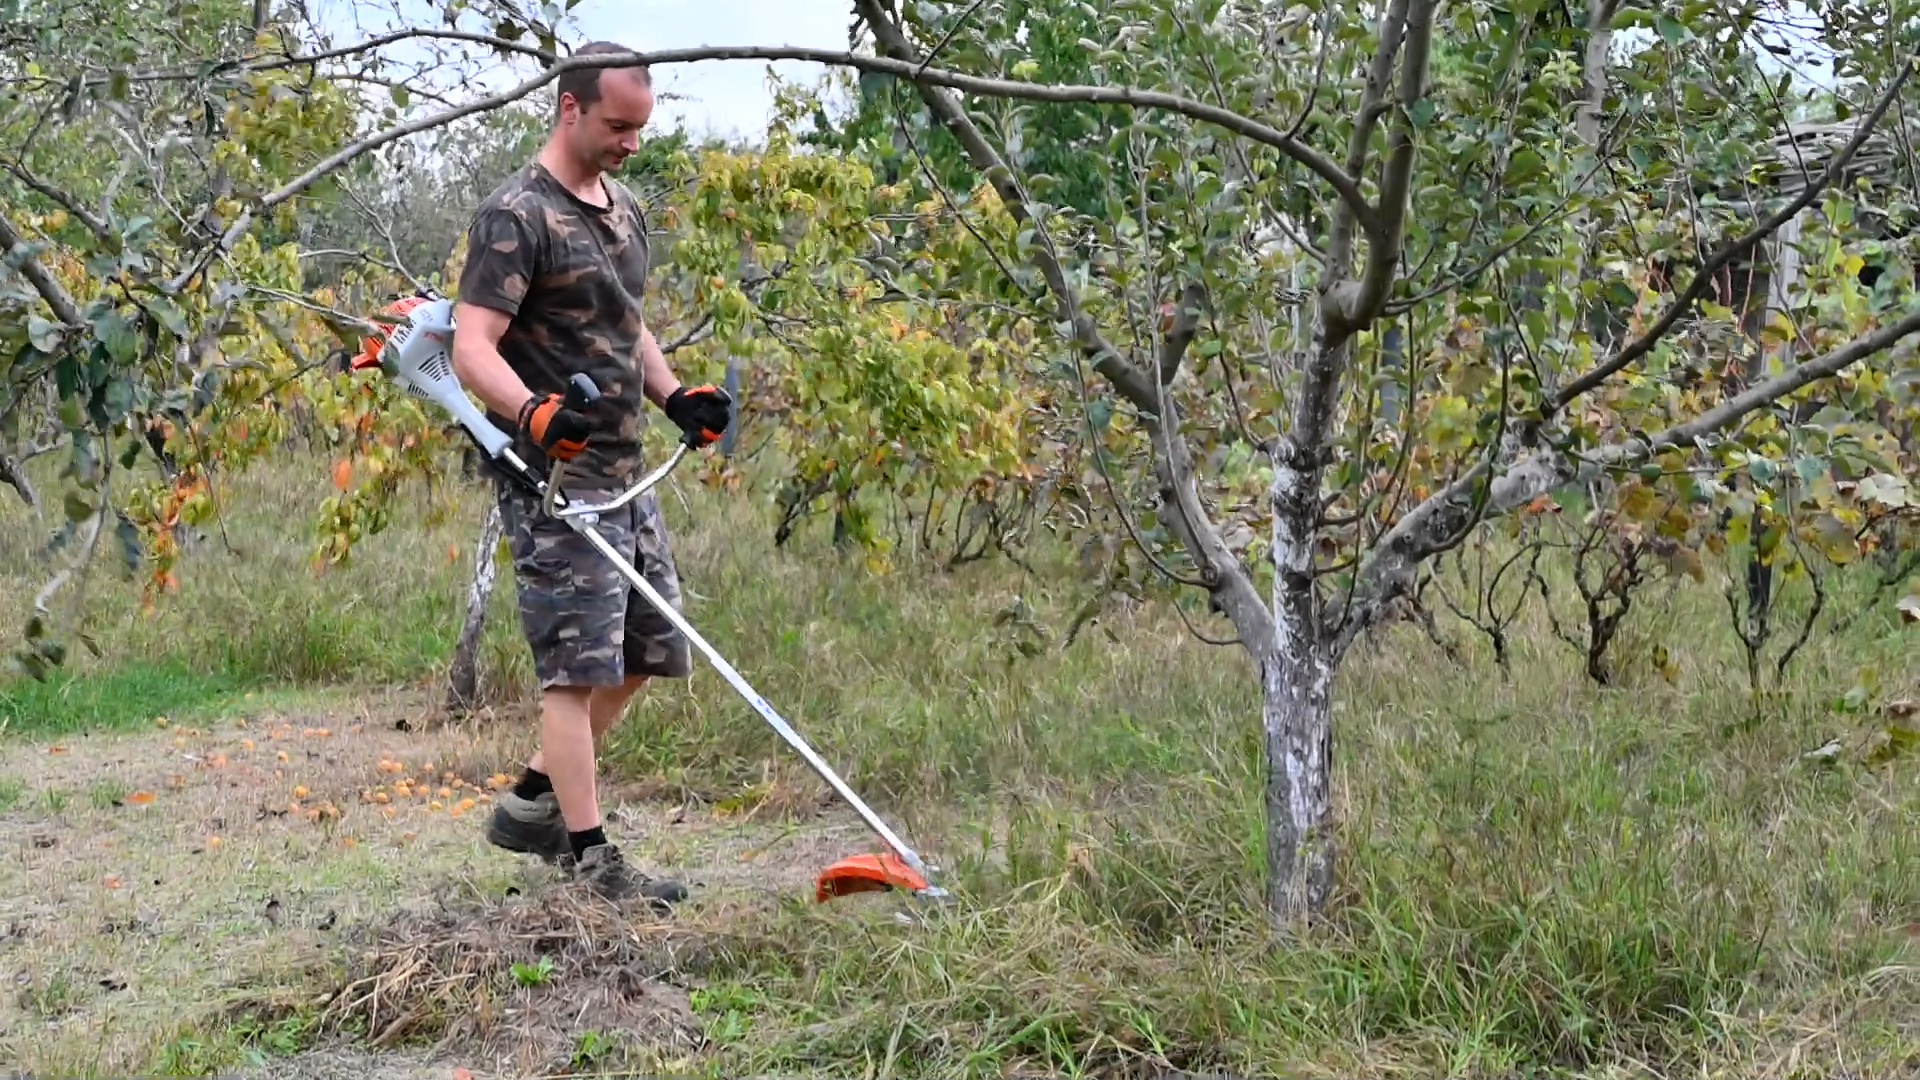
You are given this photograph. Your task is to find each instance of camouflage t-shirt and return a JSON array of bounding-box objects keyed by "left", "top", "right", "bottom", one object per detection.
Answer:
[{"left": 457, "top": 161, "right": 653, "bottom": 484}]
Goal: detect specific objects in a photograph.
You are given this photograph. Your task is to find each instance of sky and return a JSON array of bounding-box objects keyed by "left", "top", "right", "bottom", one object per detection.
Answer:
[
  {"left": 308, "top": 0, "right": 857, "bottom": 142},
  {"left": 565, "top": 0, "right": 854, "bottom": 139}
]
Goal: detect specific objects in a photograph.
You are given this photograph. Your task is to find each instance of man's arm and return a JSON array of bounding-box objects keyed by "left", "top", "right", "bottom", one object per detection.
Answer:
[
  {"left": 641, "top": 321, "right": 734, "bottom": 448},
  {"left": 451, "top": 204, "right": 542, "bottom": 420},
  {"left": 452, "top": 301, "right": 535, "bottom": 421},
  {"left": 639, "top": 322, "right": 681, "bottom": 409}
]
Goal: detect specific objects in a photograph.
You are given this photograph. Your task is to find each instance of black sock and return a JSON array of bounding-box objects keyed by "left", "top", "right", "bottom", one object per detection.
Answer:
[
  {"left": 512, "top": 767, "right": 552, "bottom": 801},
  {"left": 569, "top": 825, "right": 607, "bottom": 859}
]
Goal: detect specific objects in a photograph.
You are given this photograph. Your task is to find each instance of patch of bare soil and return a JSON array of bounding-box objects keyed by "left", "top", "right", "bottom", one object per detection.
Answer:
[{"left": 0, "top": 686, "right": 903, "bottom": 1076}]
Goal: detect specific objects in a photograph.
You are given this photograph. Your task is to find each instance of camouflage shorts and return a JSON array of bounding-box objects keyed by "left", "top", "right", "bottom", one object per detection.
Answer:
[{"left": 495, "top": 478, "right": 693, "bottom": 689}]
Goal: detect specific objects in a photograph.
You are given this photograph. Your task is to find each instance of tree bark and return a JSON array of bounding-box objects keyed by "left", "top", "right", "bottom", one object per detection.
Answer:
[
  {"left": 445, "top": 502, "right": 503, "bottom": 716},
  {"left": 1260, "top": 617, "right": 1336, "bottom": 919},
  {"left": 0, "top": 451, "right": 37, "bottom": 511}
]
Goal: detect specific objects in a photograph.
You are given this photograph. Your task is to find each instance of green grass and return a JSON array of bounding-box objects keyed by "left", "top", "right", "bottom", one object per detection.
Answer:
[
  {"left": 1, "top": 436, "right": 1915, "bottom": 1078},
  {"left": 0, "top": 659, "right": 257, "bottom": 739}
]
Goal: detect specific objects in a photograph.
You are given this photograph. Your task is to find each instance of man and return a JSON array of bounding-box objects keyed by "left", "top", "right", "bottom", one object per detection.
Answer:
[{"left": 449, "top": 42, "right": 733, "bottom": 904}]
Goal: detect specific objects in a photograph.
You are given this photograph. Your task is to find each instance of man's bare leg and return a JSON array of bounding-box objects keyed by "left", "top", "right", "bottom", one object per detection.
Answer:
[
  {"left": 486, "top": 675, "right": 662, "bottom": 879},
  {"left": 536, "top": 685, "right": 600, "bottom": 833},
  {"left": 527, "top": 674, "right": 649, "bottom": 785}
]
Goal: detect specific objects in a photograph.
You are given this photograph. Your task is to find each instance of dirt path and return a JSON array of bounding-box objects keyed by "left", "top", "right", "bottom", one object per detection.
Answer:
[{"left": 0, "top": 687, "right": 893, "bottom": 1077}]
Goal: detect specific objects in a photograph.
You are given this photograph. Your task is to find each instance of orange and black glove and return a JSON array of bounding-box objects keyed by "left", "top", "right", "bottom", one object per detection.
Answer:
[
  {"left": 517, "top": 392, "right": 591, "bottom": 461},
  {"left": 663, "top": 384, "right": 733, "bottom": 448}
]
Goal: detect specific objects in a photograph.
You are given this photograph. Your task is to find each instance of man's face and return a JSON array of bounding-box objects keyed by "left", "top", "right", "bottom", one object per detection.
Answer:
[{"left": 562, "top": 69, "right": 654, "bottom": 174}]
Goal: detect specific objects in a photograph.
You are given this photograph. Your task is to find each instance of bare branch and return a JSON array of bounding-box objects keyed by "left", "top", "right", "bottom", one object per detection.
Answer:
[
  {"left": 0, "top": 451, "right": 37, "bottom": 511},
  {"left": 1350, "top": 0, "right": 1438, "bottom": 322},
  {"left": 1632, "top": 305, "right": 1920, "bottom": 454},
  {"left": 93, "top": 28, "right": 558, "bottom": 87},
  {"left": 0, "top": 160, "right": 111, "bottom": 238},
  {"left": 166, "top": 34, "right": 1378, "bottom": 292},
  {"left": 33, "top": 504, "right": 107, "bottom": 623},
  {"left": 1156, "top": 280, "right": 1209, "bottom": 385}
]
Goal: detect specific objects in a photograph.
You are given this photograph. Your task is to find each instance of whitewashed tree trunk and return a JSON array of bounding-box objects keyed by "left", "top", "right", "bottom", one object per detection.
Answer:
[
  {"left": 445, "top": 502, "right": 503, "bottom": 716},
  {"left": 1260, "top": 630, "right": 1336, "bottom": 917}
]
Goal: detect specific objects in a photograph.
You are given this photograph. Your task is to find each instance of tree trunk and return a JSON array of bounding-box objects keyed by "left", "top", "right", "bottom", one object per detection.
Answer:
[
  {"left": 1265, "top": 424, "right": 1337, "bottom": 922},
  {"left": 1261, "top": 644, "right": 1336, "bottom": 920},
  {"left": 1261, "top": 589, "right": 1336, "bottom": 922},
  {"left": 445, "top": 503, "right": 503, "bottom": 716}
]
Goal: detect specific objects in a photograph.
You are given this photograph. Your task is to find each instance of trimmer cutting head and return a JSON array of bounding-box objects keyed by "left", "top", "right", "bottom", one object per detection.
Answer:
[{"left": 815, "top": 852, "right": 952, "bottom": 904}]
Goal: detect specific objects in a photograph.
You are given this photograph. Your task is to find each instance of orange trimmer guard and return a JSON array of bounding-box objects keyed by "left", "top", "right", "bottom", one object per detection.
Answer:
[{"left": 815, "top": 852, "right": 932, "bottom": 902}]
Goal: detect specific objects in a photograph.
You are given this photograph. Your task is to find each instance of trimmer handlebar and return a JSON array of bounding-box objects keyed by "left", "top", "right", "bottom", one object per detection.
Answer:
[{"left": 563, "top": 372, "right": 602, "bottom": 414}]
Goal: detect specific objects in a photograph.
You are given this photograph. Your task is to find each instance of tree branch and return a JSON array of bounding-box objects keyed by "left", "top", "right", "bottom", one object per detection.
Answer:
[
  {"left": 0, "top": 160, "right": 112, "bottom": 239},
  {"left": 94, "top": 27, "right": 559, "bottom": 87},
  {"left": 1334, "top": 304, "right": 1920, "bottom": 658},
  {"left": 1351, "top": 0, "right": 1437, "bottom": 322},
  {"left": 0, "top": 451, "right": 38, "bottom": 511},
  {"left": 1156, "top": 280, "right": 1209, "bottom": 385},
  {"left": 0, "top": 209, "right": 85, "bottom": 326},
  {"left": 1549, "top": 39, "right": 1920, "bottom": 413},
  {"left": 854, "top": 0, "right": 1277, "bottom": 657},
  {"left": 168, "top": 35, "right": 1378, "bottom": 291}
]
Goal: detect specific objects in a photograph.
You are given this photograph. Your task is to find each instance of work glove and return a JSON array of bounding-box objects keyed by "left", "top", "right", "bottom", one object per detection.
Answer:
[
  {"left": 663, "top": 384, "right": 733, "bottom": 448},
  {"left": 517, "top": 392, "right": 591, "bottom": 461}
]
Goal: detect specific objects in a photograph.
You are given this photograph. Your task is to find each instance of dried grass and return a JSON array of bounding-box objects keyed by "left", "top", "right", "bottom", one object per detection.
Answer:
[{"left": 318, "top": 885, "right": 712, "bottom": 1075}]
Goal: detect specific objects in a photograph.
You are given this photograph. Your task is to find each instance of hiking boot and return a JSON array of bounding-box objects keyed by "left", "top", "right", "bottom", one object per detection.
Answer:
[
  {"left": 572, "top": 842, "right": 689, "bottom": 909},
  {"left": 483, "top": 790, "right": 568, "bottom": 863}
]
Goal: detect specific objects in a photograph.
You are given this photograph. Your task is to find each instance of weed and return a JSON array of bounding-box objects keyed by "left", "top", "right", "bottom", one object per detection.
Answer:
[{"left": 512, "top": 955, "right": 556, "bottom": 987}]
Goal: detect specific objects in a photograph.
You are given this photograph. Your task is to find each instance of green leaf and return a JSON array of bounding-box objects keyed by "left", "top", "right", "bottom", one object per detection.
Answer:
[
  {"left": 1656, "top": 15, "right": 1686, "bottom": 43},
  {"left": 1793, "top": 454, "right": 1828, "bottom": 488},
  {"left": 64, "top": 489, "right": 93, "bottom": 522},
  {"left": 92, "top": 310, "right": 138, "bottom": 364},
  {"left": 146, "top": 295, "right": 189, "bottom": 337},
  {"left": 28, "top": 316, "right": 63, "bottom": 353},
  {"left": 99, "top": 375, "right": 134, "bottom": 424},
  {"left": 1506, "top": 148, "right": 1546, "bottom": 182},
  {"left": 389, "top": 84, "right": 410, "bottom": 109}
]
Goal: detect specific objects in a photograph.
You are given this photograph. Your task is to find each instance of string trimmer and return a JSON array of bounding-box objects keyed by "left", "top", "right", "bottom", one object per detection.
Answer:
[{"left": 351, "top": 291, "right": 950, "bottom": 907}]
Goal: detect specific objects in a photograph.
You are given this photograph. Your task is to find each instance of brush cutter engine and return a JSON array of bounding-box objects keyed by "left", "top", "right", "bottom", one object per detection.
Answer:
[{"left": 352, "top": 291, "right": 951, "bottom": 908}]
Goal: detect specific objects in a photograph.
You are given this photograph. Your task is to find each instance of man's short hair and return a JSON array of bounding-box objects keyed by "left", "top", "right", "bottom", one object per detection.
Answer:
[{"left": 557, "top": 40, "right": 651, "bottom": 114}]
